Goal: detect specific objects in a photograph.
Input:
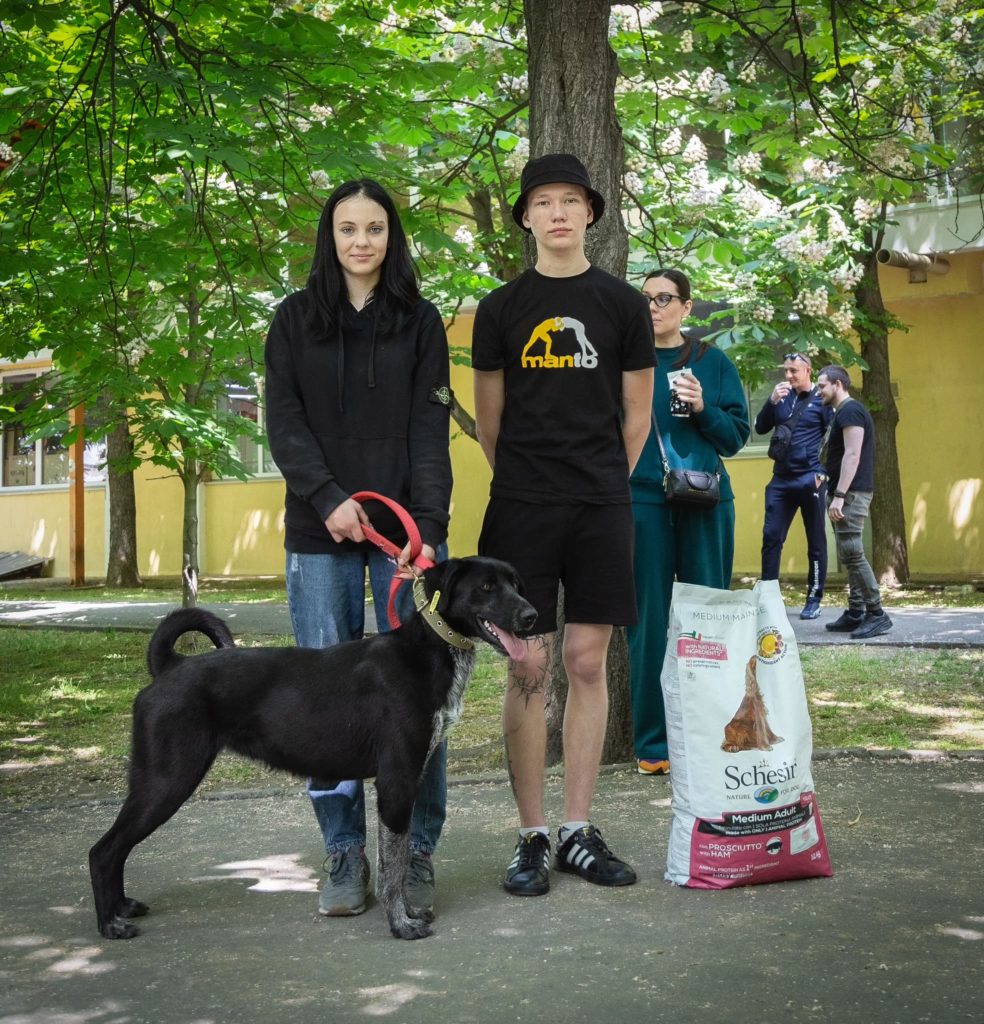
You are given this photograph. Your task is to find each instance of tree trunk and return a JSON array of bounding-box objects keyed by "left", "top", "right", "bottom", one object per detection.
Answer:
[
  {"left": 181, "top": 459, "right": 200, "bottom": 608},
  {"left": 854, "top": 251, "right": 911, "bottom": 586},
  {"left": 524, "top": 0, "right": 634, "bottom": 763},
  {"left": 524, "top": 0, "right": 627, "bottom": 278},
  {"left": 103, "top": 416, "right": 143, "bottom": 588}
]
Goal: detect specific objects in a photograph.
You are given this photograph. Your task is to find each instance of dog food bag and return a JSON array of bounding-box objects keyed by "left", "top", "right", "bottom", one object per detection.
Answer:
[{"left": 661, "top": 579, "right": 833, "bottom": 889}]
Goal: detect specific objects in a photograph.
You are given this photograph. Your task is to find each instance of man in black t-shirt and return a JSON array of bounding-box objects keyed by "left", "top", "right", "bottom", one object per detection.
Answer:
[
  {"left": 817, "top": 365, "right": 892, "bottom": 639},
  {"left": 473, "top": 153, "right": 655, "bottom": 898}
]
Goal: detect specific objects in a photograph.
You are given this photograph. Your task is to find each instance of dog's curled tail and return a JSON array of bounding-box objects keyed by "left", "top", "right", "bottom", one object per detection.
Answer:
[{"left": 147, "top": 608, "right": 235, "bottom": 677}]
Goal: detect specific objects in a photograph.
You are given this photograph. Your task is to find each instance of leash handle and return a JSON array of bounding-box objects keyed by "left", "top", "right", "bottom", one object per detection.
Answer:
[{"left": 349, "top": 491, "right": 435, "bottom": 629}]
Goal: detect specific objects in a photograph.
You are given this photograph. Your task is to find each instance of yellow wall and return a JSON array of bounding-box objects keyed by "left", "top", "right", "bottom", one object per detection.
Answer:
[
  {"left": 5, "top": 253, "right": 983, "bottom": 579},
  {"left": 4, "top": 485, "right": 105, "bottom": 578},
  {"left": 877, "top": 249, "right": 983, "bottom": 573},
  {"left": 204, "top": 479, "right": 286, "bottom": 575}
]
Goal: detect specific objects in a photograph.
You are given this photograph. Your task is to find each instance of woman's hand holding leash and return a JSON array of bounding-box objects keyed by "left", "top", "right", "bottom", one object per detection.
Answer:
[
  {"left": 325, "top": 498, "right": 371, "bottom": 544},
  {"left": 349, "top": 491, "right": 436, "bottom": 628},
  {"left": 397, "top": 542, "right": 436, "bottom": 578}
]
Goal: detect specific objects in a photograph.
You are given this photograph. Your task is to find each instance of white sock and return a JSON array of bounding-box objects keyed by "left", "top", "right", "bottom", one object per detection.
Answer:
[
  {"left": 519, "top": 826, "right": 549, "bottom": 839},
  {"left": 559, "top": 821, "right": 589, "bottom": 842}
]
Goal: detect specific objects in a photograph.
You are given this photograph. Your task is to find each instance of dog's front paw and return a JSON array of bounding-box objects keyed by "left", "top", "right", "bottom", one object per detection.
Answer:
[
  {"left": 391, "top": 917, "right": 433, "bottom": 940},
  {"left": 118, "top": 897, "right": 149, "bottom": 919},
  {"left": 406, "top": 904, "right": 435, "bottom": 924},
  {"left": 100, "top": 916, "right": 140, "bottom": 940}
]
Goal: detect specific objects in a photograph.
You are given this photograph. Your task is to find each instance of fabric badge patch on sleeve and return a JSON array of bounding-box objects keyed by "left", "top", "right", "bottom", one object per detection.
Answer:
[{"left": 429, "top": 385, "right": 453, "bottom": 406}]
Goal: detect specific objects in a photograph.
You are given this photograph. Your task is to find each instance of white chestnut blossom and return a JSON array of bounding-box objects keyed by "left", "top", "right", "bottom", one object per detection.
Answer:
[
  {"left": 752, "top": 301, "right": 775, "bottom": 323},
  {"left": 734, "top": 152, "right": 762, "bottom": 175},
  {"left": 794, "top": 287, "right": 829, "bottom": 317},
  {"left": 695, "top": 67, "right": 728, "bottom": 102},
  {"left": 831, "top": 262, "right": 865, "bottom": 289},
  {"left": 453, "top": 225, "right": 475, "bottom": 250},
  {"left": 659, "top": 127, "right": 683, "bottom": 156},
  {"left": 736, "top": 185, "right": 781, "bottom": 219},
  {"left": 679, "top": 30, "right": 694, "bottom": 54},
  {"left": 309, "top": 170, "right": 330, "bottom": 189},
  {"left": 682, "top": 134, "right": 708, "bottom": 164},
  {"left": 852, "top": 197, "right": 878, "bottom": 225},
  {"left": 737, "top": 62, "right": 758, "bottom": 84},
  {"left": 829, "top": 305, "right": 855, "bottom": 336},
  {"left": 826, "top": 210, "right": 851, "bottom": 243}
]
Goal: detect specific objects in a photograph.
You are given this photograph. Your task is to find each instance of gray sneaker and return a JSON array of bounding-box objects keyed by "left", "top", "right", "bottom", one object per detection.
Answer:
[
  {"left": 404, "top": 851, "right": 436, "bottom": 912},
  {"left": 319, "top": 847, "right": 370, "bottom": 916}
]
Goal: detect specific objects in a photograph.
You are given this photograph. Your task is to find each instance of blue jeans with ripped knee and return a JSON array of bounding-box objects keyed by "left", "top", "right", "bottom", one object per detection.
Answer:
[{"left": 286, "top": 547, "right": 447, "bottom": 856}]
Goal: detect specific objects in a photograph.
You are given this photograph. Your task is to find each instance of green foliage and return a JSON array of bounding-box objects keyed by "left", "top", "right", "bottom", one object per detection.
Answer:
[{"left": 1, "top": 0, "right": 981, "bottom": 485}]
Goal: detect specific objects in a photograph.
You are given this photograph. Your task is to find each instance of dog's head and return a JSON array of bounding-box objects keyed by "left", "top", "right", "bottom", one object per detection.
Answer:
[{"left": 419, "top": 557, "right": 537, "bottom": 661}]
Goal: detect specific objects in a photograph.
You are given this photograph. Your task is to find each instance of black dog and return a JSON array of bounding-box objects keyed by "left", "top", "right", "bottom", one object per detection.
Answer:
[{"left": 89, "top": 556, "right": 536, "bottom": 941}]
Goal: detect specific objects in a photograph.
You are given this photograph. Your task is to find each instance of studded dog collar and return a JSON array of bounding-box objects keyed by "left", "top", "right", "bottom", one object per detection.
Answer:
[{"left": 413, "top": 577, "right": 475, "bottom": 651}]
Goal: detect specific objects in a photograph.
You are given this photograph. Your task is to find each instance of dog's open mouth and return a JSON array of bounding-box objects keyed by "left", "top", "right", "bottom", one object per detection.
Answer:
[{"left": 478, "top": 618, "right": 529, "bottom": 661}]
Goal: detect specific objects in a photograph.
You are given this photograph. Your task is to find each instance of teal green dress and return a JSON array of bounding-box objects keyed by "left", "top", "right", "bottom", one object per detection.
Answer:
[{"left": 628, "top": 341, "right": 750, "bottom": 762}]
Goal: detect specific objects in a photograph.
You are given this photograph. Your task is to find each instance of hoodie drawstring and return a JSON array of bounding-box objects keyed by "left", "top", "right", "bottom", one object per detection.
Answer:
[
  {"left": 367, "top": 303, "right": 378, "bottom": 390},
  {"left": 336, "top": 321, "right": 345, "bottom": 413}
]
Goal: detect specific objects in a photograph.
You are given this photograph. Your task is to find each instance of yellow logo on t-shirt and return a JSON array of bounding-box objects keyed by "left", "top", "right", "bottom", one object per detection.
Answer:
[{"left": 521, "top": 316, "right": 598, "bottom": 369}]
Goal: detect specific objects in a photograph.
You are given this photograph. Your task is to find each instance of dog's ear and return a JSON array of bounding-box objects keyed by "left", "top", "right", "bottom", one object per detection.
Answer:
[{"left": 422, "top": 558, "right": 464, "bottom": 616}]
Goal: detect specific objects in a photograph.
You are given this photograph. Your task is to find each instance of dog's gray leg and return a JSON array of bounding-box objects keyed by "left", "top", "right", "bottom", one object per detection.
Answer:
[{"left": 377, "top": 824, "right": 433, "bottom": 939}]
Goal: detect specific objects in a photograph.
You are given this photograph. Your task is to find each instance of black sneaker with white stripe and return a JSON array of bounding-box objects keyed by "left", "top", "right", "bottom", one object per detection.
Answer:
[
  {"left": 504, "top": 832, "right": 551, "bottom": 896},
  {"left": 555, "top": 825, "right": 637, "bottom": 887}
]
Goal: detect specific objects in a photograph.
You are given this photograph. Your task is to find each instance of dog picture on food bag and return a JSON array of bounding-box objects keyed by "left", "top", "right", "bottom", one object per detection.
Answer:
[{"left": 88, "top": 556, "right": 537, "bottom": 942}]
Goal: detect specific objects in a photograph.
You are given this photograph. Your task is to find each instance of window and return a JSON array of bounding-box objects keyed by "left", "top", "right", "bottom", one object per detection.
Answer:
[
  {"left": 219, "top": 382, "right": 278, "bottom": 477},
  {"left": 0, "top": 370, "right": 106, "bottom": 488}
]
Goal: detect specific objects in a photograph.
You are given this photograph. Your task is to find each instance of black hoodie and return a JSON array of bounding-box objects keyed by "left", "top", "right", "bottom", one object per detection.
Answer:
[{"left": 264, "top": 289, "right": 452, "bottom": 554}]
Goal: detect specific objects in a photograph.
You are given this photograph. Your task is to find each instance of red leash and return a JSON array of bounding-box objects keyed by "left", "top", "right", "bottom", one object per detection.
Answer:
[{"left": 349, "top": 491, "right": 435, "bottom": 629}]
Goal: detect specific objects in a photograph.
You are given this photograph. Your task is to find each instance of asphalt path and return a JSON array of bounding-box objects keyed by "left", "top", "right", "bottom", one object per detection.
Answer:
[
  {"left": 2, "top": 596, "right": 982, "bottom": 646},
  {"left": 1, "top": 758, "right": 982, "bottom": 1024}
]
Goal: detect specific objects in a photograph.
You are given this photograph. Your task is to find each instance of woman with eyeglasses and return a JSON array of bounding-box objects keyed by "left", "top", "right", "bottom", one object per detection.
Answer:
[{"left": 628, "top": 268, "right": 750, "bottom": 776}]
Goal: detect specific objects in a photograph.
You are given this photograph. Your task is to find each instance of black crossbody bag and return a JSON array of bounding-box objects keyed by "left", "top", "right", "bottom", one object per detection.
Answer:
[{"left": 651, "top": 411, "right": 721, "bottom": 509}]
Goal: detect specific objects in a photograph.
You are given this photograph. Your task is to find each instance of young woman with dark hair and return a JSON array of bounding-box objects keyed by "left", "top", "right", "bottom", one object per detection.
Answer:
[
  {"left": 628, "top": 268, "right": 750, "bottom": 776},
  {"left": 264, "top": 179, "right": 453, "bottom": 917}
]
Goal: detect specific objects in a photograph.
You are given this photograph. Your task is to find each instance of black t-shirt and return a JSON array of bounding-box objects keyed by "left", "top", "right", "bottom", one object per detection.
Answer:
[
  {"left": 825, "top": 398, "right": 875, "bottom": 492},
  {"left": 472, "top": 266, "right": 655, "bottom": 503}
]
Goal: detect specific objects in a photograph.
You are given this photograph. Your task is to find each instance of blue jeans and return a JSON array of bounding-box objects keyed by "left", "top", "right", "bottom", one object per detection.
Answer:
[{"left": 286, "top": 547, "right": 448, "bottom": 855}]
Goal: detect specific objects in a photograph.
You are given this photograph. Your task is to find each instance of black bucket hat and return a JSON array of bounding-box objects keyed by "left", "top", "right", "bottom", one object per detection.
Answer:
[{"left": 511, "top": 153, "right": 606, "bottom": 231}]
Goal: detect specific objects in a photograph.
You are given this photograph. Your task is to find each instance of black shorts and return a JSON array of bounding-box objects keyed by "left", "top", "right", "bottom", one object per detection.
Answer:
[{"left": 477, "top": 498, "right": 637, "bottom": 634}]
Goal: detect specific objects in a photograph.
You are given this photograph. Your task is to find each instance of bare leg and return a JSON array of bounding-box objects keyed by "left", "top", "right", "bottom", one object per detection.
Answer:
[
  {"left": 501, "top": 633, "right": 554, "bottom": 827},
  {"left": 560, "top": 623, "right": 613, "bottom": 822}
]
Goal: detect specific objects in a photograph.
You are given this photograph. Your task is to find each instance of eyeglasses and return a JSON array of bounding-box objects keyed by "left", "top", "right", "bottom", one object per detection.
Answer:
[
  {"left": 645, "top": 292, "right": 682, "bottom": 308},
  {"left": 783, "top": 352, "right": 812, "bottom": 367}
]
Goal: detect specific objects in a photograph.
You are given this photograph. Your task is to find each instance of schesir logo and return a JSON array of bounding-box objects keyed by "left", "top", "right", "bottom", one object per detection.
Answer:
[
  {"left": 521, "top": 316, "right": 598, "bottom": 369},
  {"left": 756, "top": 627, "right": 786, "bottom": 664},
  {"left": 754, "top": 787, "right": 780, "bottom": 804}
]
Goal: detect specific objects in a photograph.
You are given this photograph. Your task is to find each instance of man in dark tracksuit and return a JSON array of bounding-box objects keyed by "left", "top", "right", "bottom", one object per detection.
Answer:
[{"left": 755, "top": 351, "right": 833, "bottom": 619}]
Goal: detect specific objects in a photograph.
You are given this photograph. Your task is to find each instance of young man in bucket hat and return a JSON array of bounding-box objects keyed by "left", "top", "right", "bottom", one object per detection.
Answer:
[{"left": 472, "top": 153, "right": 655, "bottom": 896}]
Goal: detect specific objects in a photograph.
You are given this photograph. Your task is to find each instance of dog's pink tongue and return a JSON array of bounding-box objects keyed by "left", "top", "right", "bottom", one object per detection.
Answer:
[{"left": 495, "top": 626, "right": 528, "bottom": 662}]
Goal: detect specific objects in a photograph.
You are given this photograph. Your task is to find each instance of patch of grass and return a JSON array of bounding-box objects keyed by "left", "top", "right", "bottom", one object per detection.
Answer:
[
  {"left": 4, "top": 574, "right": 983, "bottom": 608},
  {"left": 0, "top": 575, "right": 288, "bottom": 604},
  {"left": 753, "top": 579, "right": 984, "bottom": 609},
  {"left": 803, "top": 647, "right": 984, "bottom": 750},
  {"left": 1, "top": 627, "right": 981, "bottom": 808}
]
